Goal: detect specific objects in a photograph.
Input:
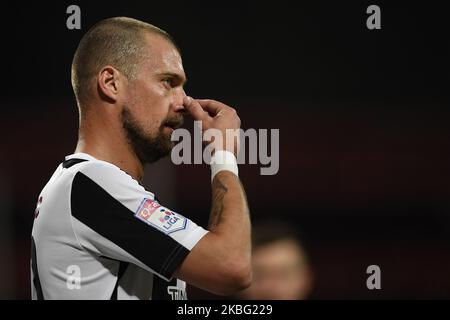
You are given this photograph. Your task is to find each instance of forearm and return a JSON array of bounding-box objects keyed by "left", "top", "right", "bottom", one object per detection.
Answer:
[
  {"left": 176, "top": 97, "right": 252, "bottom": 294},
  {"left": 208, "top": 171, "right": 251, "bottom": 266}
]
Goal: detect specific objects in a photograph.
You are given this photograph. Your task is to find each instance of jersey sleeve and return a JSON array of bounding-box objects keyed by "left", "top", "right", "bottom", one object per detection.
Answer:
[{"left": 69, "top": 161, "right": 208, "bottom": 281}]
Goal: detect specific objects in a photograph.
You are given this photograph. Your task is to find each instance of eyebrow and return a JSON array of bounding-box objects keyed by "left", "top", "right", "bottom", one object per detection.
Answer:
[{"left": 158, "top": 72, "right": 187, "bottom": 86}]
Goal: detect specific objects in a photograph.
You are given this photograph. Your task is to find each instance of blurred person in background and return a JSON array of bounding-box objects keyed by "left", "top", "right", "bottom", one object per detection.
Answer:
[{"left": 236, "top": 220, "right": 314, "bottom": 300}]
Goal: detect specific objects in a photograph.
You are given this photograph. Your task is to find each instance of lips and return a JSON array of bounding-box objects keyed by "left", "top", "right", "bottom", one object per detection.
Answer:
[{"left": 164, "top": 123, "right": 179, "bottom": 130}]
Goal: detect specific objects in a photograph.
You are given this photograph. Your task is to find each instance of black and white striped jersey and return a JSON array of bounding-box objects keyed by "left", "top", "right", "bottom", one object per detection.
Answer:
[{"left": 31, "top": 152, "right": 208, "bottom": 300}]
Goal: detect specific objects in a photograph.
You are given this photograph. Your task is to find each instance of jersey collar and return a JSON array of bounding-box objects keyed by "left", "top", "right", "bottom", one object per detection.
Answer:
[{"left": 65, "top": 152, "right": 99, "bottom": 162}]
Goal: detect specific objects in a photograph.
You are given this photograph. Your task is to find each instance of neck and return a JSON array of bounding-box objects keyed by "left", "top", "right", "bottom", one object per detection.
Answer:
[{"left": 75, "top": 112, "right": 145, "bottom": 182}]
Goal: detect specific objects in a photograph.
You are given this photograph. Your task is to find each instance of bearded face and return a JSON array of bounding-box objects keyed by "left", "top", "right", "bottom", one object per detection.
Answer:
[{"left": 121, "top": 106, "right": 183, "bottom": 164}]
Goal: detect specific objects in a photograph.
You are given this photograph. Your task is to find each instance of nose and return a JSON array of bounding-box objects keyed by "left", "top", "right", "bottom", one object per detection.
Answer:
[{"left": 173, "top": 87, "right": 187, "bottom": 113}]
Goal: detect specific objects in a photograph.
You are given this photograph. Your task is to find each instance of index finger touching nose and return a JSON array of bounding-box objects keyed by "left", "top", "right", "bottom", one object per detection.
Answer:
[{"left": 183, "top": 96, "right": 209, "bottom": 121}]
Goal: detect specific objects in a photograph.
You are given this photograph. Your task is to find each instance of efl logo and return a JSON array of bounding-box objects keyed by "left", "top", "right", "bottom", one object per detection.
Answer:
[
  {"left": 135, "top": 198, "right": 187, "bottom": 234},
  {"left": 158, "top": 208, "right": 181, "bottom": 230},
  {"left": 136, "top": 198, "right": 161, "bottom": 220}
]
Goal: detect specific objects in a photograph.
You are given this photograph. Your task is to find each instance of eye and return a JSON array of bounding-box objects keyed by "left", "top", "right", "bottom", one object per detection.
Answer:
[{"left": 162, "top": 78, "right": 173, "bottom": 87}]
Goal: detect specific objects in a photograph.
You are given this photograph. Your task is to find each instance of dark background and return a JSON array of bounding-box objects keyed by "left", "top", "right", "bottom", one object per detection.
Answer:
[{"left": 0, "top": 1, "right": 449, "bottom": 299}]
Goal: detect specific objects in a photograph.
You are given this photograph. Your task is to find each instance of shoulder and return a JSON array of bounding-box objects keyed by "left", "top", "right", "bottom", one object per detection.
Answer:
[{"left": 71, "top": 159, "right": 154, "bottom": 199}]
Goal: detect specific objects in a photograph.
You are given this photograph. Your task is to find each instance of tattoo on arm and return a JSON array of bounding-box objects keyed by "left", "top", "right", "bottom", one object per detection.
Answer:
[{"left": 209, "top": 177, "right": 228, "bottom": 228}]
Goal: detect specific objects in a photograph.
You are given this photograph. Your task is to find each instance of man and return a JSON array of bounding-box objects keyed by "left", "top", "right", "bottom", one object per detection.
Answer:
[
  {"left": 236, "top": 221, "right": 313, "bottom": 300},
  {"left": 31, "top": 17, "right": 251, "bottom": 300}
]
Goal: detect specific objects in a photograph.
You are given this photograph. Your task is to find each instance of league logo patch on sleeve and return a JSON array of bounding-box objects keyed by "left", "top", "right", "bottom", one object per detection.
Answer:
[{"left": 135, "top": 198, "right": 187, "bottom": 234}]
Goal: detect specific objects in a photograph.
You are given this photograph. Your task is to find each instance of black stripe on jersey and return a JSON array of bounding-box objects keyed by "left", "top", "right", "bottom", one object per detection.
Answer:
[
  {"left": 111, "top": 261, "right": 129, "bottom": 300},
  {"left": 152, "top": 277, "right": 178, "bottom": 300},
  {"left": 71, "top": 172, "right": 189, "bottom": 279},
  {"left": 62, "top": 158, "right": 88, "bottom": 168},
  {"left": 31, "top": 236, "right": 44, "bottom": 300}
]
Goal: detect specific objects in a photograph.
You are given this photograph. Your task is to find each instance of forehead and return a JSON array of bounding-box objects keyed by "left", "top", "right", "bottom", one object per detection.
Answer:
[{"left": 142, "top": 33, "right": 185, "bottom": 77}]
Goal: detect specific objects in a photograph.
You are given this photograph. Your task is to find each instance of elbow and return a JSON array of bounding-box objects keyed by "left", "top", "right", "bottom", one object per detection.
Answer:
[
  {"left": 215, "top": 262, "right": 252, "bottom": 296},
  {"left": 234, "top": 265, "right": 252, "bottom": 292}
]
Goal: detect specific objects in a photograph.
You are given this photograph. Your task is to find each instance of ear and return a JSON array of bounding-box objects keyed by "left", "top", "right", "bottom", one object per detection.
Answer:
[{"left": 96, "top": 66, "right": 122, "bottom": 103}]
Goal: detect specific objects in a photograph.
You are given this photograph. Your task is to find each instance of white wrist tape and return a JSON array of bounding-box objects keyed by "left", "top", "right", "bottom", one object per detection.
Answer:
[{"left": 210, "top": 150, "right": 239, "bottom": 181}]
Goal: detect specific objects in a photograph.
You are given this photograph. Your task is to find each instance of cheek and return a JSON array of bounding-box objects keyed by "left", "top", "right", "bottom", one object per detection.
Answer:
[
  {"left": 138, "top": 86, "right": 169, "bottom": 114},
  {"left": 130, "top": 80, "right": 159, "bottom": 105},
  {"left": 129, "top": 86, "right": 171, "bottom": 129}
]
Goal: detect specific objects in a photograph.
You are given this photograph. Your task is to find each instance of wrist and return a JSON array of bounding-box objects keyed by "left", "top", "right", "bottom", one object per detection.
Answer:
[{"left": 210, "top": 150, "right": 239, "bottom": 181}]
